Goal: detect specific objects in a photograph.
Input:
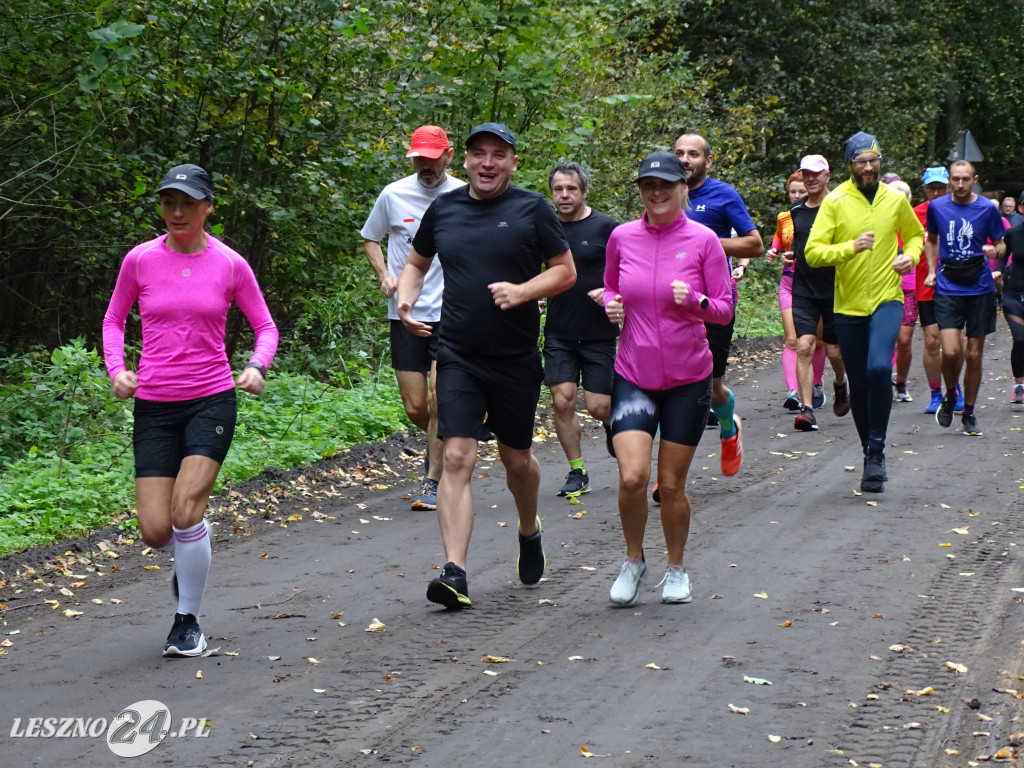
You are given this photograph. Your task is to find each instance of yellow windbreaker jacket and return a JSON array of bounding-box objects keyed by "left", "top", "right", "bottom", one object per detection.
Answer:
[{"left": 805, "top": 178, "right": 924, "bottom": 316}]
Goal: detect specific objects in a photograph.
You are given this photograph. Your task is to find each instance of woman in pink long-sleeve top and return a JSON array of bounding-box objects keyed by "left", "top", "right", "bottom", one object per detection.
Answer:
[
  {"left": 102, "top": 164, "right": 278, "bottom": 657},
  {"left": 603, "top": 151, "right": 733, "bottom": 607}
]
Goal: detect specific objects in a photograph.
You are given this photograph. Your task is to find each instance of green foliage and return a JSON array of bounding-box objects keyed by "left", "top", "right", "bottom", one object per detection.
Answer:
[{"left": 0, "top": 343, "right": 408, "bottom": 556}]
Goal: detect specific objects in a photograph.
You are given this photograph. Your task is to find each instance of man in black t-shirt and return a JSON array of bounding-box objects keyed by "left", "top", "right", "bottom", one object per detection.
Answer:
[
  {"left": 544, "top": 161, "right": 618, "bottom": 498},
  {"left": 789, "top": 154, "right": 849, "bottom": 432},
  {"left": 397, "top": 122, "right": 576, "bottom": 610}
]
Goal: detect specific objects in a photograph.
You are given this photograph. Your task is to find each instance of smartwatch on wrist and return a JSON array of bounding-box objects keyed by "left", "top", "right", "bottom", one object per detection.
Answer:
[
  {"left": 245, "top": 363, "right": 268, "bottom": 378},
  {"left": 699, "top": 294, "right": 709, "bottom": 310}
]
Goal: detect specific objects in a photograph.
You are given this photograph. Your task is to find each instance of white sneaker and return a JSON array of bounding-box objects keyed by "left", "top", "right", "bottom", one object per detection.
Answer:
[
  {"left": 657, "top": 566, "right": 692, "bottom": 604},
  {"left": 610, "top": 557, "right": 646, "bottom": 605}
]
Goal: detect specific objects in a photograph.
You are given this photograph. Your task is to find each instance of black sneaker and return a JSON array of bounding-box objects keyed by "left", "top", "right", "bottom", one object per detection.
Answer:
[
  {"left": 833, "top": 380, "right": 851, "bottom": 417},
  {"left": 961, "top": 413, "right": 982, "bottom": 436},
  {"left": 935, "top": 393, "right": 956, "bottom": 428},
  {"left": 706, "top": 409, "right": 718, "bottom": 428},
  {"left": 651, "top": 482, "right": 661, "bottom": 504},
  {"left": 603, "top": 423, "right": 616, "bottom": 458},
  {"left": 861, "top": 448, "right": 886, "bottom": 493},
  {"left": 426, "top": 562, "right": 471, "bottom": 609},
  {"left": 517, "top": 517, "right": 545, "bottom": 586},
  {"left": 557, "top": 467, "right": 590, "bottom": 497},
  {"left": 163, "top": 613, "right": 207, "bottom": 657}
]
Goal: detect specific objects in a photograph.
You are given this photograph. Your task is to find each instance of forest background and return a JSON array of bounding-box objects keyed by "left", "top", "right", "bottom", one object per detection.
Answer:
[{"left": 1, "top": 0, "right": 1022, "bottom": 553}]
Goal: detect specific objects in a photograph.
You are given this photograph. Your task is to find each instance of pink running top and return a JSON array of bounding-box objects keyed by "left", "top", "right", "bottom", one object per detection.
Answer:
[{"left": 102, "top": 234, "right": 278, "bottom": 402}]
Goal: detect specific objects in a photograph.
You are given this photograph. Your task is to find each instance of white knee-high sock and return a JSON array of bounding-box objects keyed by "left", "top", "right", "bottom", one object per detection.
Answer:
[{"left": 172, "top": 520, "right": 211, "bottom": 617}]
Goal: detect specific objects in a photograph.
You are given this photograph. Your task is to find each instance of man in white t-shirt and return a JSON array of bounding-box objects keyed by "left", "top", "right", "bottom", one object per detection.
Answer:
[{"left": 361, "top": 125, "right": 466, "bottom": 510}]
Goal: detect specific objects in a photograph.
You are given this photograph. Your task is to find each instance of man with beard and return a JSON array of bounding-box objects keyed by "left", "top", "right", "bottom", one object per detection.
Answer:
[
  {"left": 924, "top": 160, "right": 1006, "bottom": 436},
  {"left": 544, "top": 161, "right": 618, "bottom": 497},
  {"left": 805, "top": 132, "right": 923, "bottom": 493},
  {"left": 673, "top": 133, "right": 764, "bottom": 477},
  {"left": 789, "top": 154, "right": 850, "bottom": 432},
  {"left": 397, "top": 122, "right": 575, "bottom": 610},
  {"left": 362, "top": 125, "right": 466, "bottom": 511}
]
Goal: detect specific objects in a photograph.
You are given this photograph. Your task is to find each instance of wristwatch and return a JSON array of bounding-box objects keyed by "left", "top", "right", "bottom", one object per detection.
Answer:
[
  {"left": 699, "top": 294, "right": 709, "bottom": 310},
  {"left": 245, "top": 363, "right": 268, "bottom": 378}
]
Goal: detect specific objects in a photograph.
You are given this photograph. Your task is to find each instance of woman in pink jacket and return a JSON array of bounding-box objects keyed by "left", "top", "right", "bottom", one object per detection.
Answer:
[
  {"left": 102, "top": 164, "right": 278, "bottom": 657},
  {"left": 603, "top": 152, "right": 733, "bottom": 606}
]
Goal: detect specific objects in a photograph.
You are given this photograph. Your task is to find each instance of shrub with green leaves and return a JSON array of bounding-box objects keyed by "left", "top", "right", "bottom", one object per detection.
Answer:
[{"left": 0, "top": 342, "right": 409, "bottom": 555}]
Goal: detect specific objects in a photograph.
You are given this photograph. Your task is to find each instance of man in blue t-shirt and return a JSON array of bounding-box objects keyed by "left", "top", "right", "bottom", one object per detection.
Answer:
[
  {"left": 924, "top": 160, "right": 1006, "bottom": 436},
  {"left": 673, "top": 132, "right": 763, "bottom": 477}
]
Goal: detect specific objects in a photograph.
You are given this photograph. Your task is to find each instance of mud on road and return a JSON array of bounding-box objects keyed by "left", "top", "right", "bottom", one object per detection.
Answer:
[{"left": 2, "top": 331, "right": 1024, "bottom": 768}]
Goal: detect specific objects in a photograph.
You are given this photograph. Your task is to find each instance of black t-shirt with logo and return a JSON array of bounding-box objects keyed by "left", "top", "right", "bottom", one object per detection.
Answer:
[
  {"left": 546, "top": 210, "right": 619, "bottom": 341},
  {"left": 413, "top": 185, "right": 570, "bottom": 355},
  {"left": 791, "top": 197, "right": 835, "bottom": 300}
]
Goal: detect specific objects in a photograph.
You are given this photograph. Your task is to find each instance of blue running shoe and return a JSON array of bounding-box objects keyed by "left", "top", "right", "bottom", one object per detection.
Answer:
[
  {"left": 924, "top": 390, "right": 943, "bottom": 414},
  {"left": 954, "top": 383, "right": 964, "bottom": 412}
]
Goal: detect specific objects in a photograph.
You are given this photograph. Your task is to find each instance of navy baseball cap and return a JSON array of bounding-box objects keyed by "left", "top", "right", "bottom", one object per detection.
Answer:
[
  {"left": 158, "top": 164, "right": 213, "bottom": 200},
  {"left": 636, "top": 151, "right": 687, "bottom": 183},
  {"left": 466, "top": 122, "right": 517, "bottom": 150}
]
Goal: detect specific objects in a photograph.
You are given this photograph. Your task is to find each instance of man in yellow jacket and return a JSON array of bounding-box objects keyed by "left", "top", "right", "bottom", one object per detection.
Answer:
[{"left": 805, "top": 131, "right": 924, "bottom": 493}]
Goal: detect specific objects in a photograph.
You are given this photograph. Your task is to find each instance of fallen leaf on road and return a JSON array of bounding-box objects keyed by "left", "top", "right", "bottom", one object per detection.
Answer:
[
  {"left": 287, "top": 513, "right": 302, "bottom": 522},
  {"left": 753, "top": 591, "right": 768, "bottom": 599},
  {"left": 0, "top": 639, "right": 12, "bottom": 647},
  {"left": 844, "top": 466, "right": 856, "bottom": 471},
  {"left": 59, "top": 587, "right": 74, "bottom": 597},
  {"left": 947, "top": 661, "right": 969, "bottom": 674},
  {"left": 995, "top": 747, "right": 1018, "bottom": 760},
  {"left": 945, "top": 749, "right": 960, "bottom": 755},
  {"left": 144, "top": 565, "right": 160, "bottom": 570},
  {"left": 768, "top": 735, "right": 781, "bottom": 742},
  {"left": 866, "top": 501, "right": 878, "bottom": 507},
  {"left": 940, "top": 503, "right": 951, "bottom": 509},
  {"left": 978, "top": 713, "right": 993, "bottom": 721},
  {"left": 780, "top": 620, "right": 792, "bottom": 627},
  {"left": 568, "top": 496, "right": 580, "bottom": 505},
  {"left": 646, "top": 663, "right": 661, "bottom": 670},
  {"left": 906, "top": 686, "right": 934, "bottom": 696},
  {"left": 91, "top": 599, "right": 103, "bottom": 605},
  {"left": 482, "top": 656, "right": 510, "bottom": 663},
  {"left": 727, "top": 704, "right": 750, "bottom": 714},
  {"left": 935, "top": 706, "right": 950, "bottom": 713},
  {"left": 308, "top": 658, "right": 319, "bottom": 664},
  {"left": 580, "top": 745, "right": 609, "bottom": 758},
  {"left": 61, "top": 609, "right": 82, "bottom": 617},
  {"left": 949, "top": 527, "right": 970, "bottom": 535},
  {"left": 580, "top": 566, "right": 596, "bottom": 571},
  {"left": 359, "top": 749, "right": 372, "bottom": 754},
  {"left": 268, "top": 656, "right": 281, "bottom": 661},
  {"left": 903, "top": 722, "right": 923, "bottom": 729},
  {"left": 313, "top": 689, "right": 326, "bottom": 693},
  {"left": 365, "top": 618, "right": 386, "bottom": 632},
  {"left": 744, "top": 676, "right": 773, "bottom": 685},
  {"left": 196, "top": 670, "right": 202, "bottom": 679},
  {"left": 940, "top": 543, "right": 952, "bottom": 547},
  {"left": 568, "top": 656, "right": 583, "bottom": 661},
  {"left": 483, "top": 670, "right": 498, "bottom": 676}
]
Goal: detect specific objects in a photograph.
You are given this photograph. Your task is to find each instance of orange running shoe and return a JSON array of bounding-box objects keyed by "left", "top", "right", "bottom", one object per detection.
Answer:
[{"left": 720, "top": 415, "right": 742, "bottom": 476}]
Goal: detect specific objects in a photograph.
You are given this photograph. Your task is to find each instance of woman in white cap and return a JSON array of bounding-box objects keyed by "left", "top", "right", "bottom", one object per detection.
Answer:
[
  {"left": 102, "top": 164, "right": 278, "bottom": 656},
  {"left": 603, "top": 151, "right": 734, "bottom": 606}
]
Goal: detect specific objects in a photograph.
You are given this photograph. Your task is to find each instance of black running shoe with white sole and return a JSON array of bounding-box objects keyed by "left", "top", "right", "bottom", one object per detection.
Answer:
[{"left": 163, "top": 613, "right": 207, "bottom": 657}]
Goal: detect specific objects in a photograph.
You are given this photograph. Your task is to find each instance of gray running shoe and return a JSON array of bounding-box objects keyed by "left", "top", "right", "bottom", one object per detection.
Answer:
[
  {"left": 961, "top": 413, "right": 982, "bottom": 436},
  {"left": 557, "top": 468, "right": 590, "bottom": 497}
]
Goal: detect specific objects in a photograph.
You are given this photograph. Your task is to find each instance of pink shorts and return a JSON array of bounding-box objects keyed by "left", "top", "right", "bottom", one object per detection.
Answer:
[
  {"left": 901, "top": 288, "right": 918, "bottom": 327},
  {"left": 778, "top": 272, "right": 794, "bottom": 312}
]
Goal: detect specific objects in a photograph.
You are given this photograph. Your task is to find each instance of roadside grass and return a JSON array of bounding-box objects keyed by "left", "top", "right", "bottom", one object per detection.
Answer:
[{"left": 0, "top": 341, "right": 408, "bottom": 556}]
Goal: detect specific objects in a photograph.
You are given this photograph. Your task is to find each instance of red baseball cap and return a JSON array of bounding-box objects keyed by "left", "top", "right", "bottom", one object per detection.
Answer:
[{"left": 406, "top": 125, "right": 451, "bottom": 159}]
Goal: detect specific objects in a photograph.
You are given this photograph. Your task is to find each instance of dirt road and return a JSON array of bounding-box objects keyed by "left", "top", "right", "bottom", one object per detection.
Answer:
[{"left": 3, "top": 328, "right": 1024, "bottom": 768}]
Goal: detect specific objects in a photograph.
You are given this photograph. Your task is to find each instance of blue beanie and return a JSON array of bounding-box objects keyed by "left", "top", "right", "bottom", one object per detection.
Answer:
[{"left": 844, "top": 132, "right": 880, "bottom": 163}]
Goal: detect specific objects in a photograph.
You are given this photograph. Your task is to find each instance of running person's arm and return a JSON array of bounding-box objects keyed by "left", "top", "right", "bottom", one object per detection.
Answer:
[
  {"left": 232, "top": 257, "right": 279, "bottom": 396},
  {"left": 488, "top": 250, "right": 576, "bottom": 310},
  {"left": 363, "top": 239, "right": 397, "bottom": 298},
  {"left": 396, "top": 248, "right": 434, "bottom": 337},
  {"left": 720, "top": 229, "right": 763, "bottom": 259},
  {"left": 102, "top": 253, "right": 141, "bottom": 400},
  {"left": 923, "top": 231, "right": 939, "bottom": 287}
]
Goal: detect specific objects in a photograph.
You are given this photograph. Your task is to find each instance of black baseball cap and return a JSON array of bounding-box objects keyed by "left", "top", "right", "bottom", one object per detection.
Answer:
[
  {"left": 636, "top": 151, "right": 687, "bottom": 183},
  {"left": 158, "top": 164, "right": 213, "bottom": 200},
  {"left": 466, "top": 122, "right": 517, "bottom": 150}
]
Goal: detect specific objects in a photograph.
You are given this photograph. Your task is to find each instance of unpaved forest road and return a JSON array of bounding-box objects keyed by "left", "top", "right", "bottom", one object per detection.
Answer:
[{"left": 3, "top": 328, "right": 1024, "bottom": 768}]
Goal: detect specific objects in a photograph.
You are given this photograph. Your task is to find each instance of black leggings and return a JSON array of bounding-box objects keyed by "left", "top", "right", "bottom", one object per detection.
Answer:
[{"left": 1001, "top": 290, "right": 1024, "bottom": 378}]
